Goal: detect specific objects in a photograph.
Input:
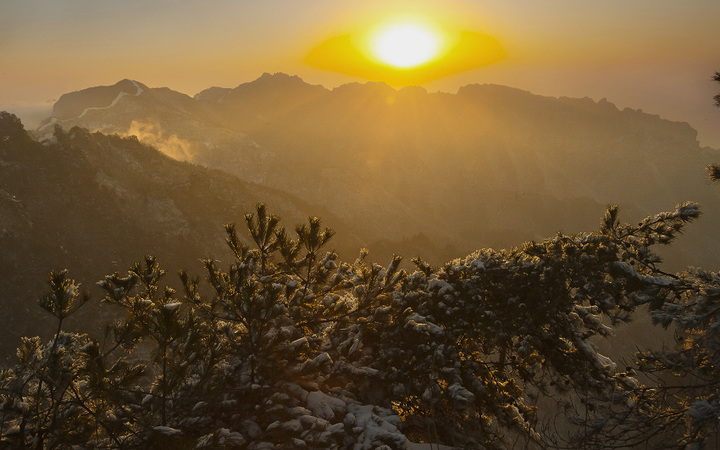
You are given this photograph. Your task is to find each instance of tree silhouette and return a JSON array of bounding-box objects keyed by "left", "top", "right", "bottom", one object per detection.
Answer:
[
  {"left": 618, "top": 71, "right": 720, "bottom": 449},
  {"left": 1, "top": 200, "right": 711, "bottom": 448}
]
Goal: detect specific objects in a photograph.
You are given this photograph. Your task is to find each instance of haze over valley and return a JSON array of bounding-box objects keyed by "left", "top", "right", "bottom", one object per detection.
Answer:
[
  {"left": 2, "top": 73, "right": 720, "bottom": 359},
  {"left": 34, "top": 74, "right": 720, "bottom": 266}
]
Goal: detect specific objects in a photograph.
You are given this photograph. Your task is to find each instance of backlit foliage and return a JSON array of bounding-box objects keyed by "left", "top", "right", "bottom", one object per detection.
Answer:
[{"left": 1, "top": 201, "right": 718, "bottom": 449}]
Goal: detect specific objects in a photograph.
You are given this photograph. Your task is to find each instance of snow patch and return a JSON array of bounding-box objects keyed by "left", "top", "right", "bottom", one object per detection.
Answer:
[
  {"left": 346, "top": 403, "right": 407, "bottom": 450},
  {"left": 152, "top": 426, "right": 182, "bottom": 436},
  {"left": 406, "top": 313, "right": 444, "bottom": 336},
  {"left": 306, "top": 391, "right": 346, "bottom": 420},
  {"left": 163, "top": 302, "right": 182, "bottom": 312}
]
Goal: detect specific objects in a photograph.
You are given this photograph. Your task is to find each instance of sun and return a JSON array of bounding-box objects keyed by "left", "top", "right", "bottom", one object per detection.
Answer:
[
  {"left": 305, "top": 16, "right": 505, "bottom": 85},
  {"left": 370, "top": 22, "right": 442, "bottom": 69}
]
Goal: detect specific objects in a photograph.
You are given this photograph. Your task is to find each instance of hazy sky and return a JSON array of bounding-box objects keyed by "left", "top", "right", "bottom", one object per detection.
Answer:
[{"left": 2, "top": 0, "right": 720, "bottom": 145}]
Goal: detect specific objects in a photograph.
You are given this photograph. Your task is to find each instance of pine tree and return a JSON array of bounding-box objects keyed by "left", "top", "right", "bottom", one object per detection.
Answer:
[
  {"left": 613, "top": 71, "right": 720, "bottom": 449},
  {"left": 0, "top": 200, "right": 712, "bottom": 448}
]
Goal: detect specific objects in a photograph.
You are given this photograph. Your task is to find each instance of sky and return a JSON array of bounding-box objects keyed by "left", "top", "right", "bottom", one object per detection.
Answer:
[{"left": 1, "top": 0, "right": 720, "bottom": 146}]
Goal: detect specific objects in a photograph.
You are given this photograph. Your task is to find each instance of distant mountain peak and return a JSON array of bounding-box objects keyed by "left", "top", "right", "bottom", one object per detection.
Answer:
[
  {"left": 115, "top": 79, "right": 146, "bottom": 91},
  {"left": 235, "top": 72, "right": 325, "bottom": 92},
  {"left": 258, "top": 72, "right": 299, "bottom": 81},
  {"left": 456, "top": 83, "right": 533, "bottom": 98},
  {"left": 48, "top": 79, "right": 148, "bottom": 121},
  {"left": 193, "top": 86, "right": 232, "bottom": 102},
  {"left": 331, "top": 81, "right": 396, "bottom": 97},
  {"left": 215, "top": 73, "right": 328, "bottom": 112}
]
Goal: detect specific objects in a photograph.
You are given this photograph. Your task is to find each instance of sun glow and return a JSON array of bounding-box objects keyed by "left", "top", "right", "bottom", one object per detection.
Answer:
[
  {"left": 305, "top": 14, "right": 505, "bottom": 86},
  {"left": 370, "top": 22, "right": 442, "bottom": 68}
]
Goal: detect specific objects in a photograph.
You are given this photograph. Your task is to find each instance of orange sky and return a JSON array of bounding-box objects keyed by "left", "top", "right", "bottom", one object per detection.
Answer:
[{"left": 1, "top": 0, "right": 720, "bottom": 145}]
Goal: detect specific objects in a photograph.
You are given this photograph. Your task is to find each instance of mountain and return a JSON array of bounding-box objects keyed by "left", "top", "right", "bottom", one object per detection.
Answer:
[
  {"left": 205, "top": 72, "right": 328, "bottom": 121},
  {"left": 50, "top": 79, "right": 149, "bottom": 120},
  {"left": 36, "top": 74, "right": 720, "bottom": 271},
  {"left": 0, "top": 112, "right": 361, "bottom": 359}
]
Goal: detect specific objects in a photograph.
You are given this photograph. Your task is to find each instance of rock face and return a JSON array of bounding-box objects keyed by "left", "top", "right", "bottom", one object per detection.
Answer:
[
  {"left": 36, "top": 74, "right": 720, "bottom": 269},
  {"left": 0, "top": 112, "right": 359, "bottom": 359}
]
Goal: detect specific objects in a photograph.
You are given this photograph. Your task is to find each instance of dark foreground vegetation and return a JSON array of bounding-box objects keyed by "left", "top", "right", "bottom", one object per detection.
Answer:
[{"left": 1, "top": 199, "right": 719, "bottom": 449}]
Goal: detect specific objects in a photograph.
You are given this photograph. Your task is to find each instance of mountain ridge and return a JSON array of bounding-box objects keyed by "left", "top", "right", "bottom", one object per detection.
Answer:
[
  {"left": 0, "top": 112, "right": 363, "bottom": 359},
  {"left": 40, "top": 74, "right": 706, "bottom": 151},
  {"left": 31, "top": 74, "right": 720, "bottom": 270}
]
